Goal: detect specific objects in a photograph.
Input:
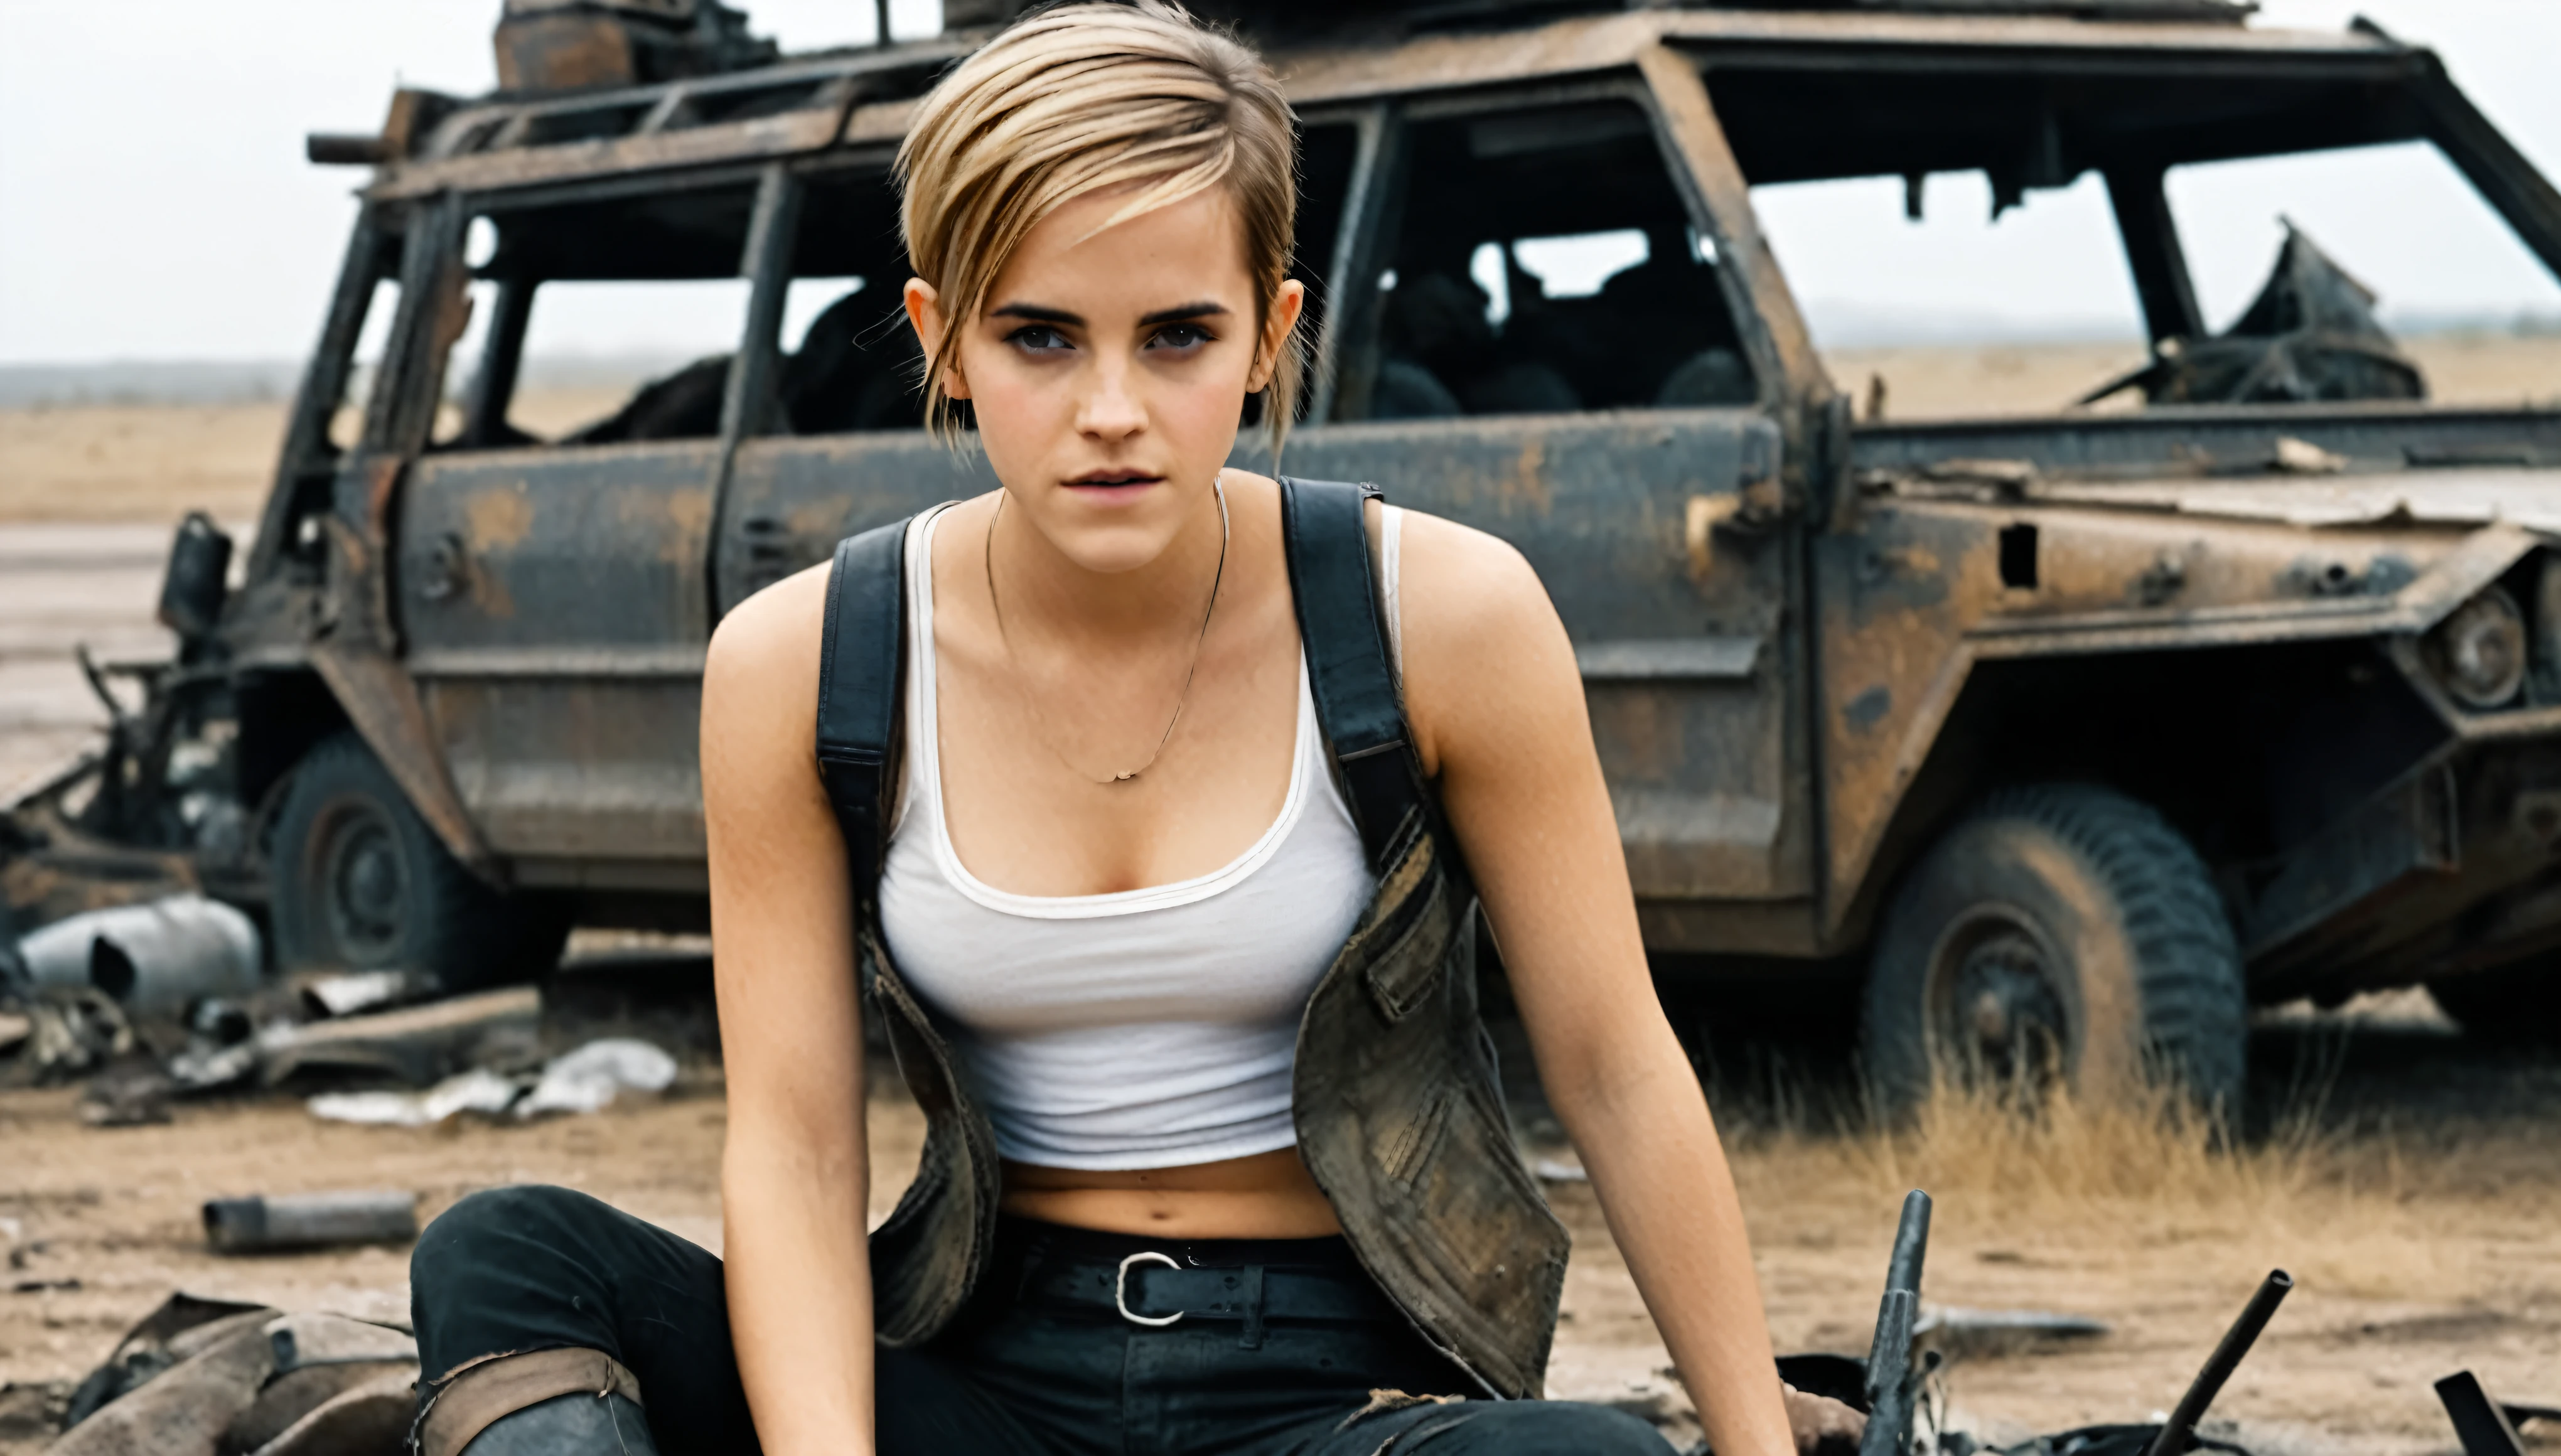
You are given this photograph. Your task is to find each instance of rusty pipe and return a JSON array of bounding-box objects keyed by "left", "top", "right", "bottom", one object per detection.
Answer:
[{"left": 2143, "top": 1270, "right": 2293, "bottom": 1456}]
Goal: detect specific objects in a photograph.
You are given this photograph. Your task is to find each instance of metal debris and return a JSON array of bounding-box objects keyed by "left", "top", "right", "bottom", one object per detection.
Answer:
[
  {"left": 59, "top": 1293, "right": 275, "bottom": 1433},
  {"left": 1915, "top": 1307, "right": 2111, "bottom": 1359},
  {"left": 12, "top": 988, "right": 132, "bottom": 1085},
  {"left": 17, "top": 896, "right": 260, "bottom": 1019},
  {"left": 202, "top": 1192, "right": 421, "bottom": 1255},
  {"left": 2082, "top": 225, "right": 2426, "bottom": 407},
  {"left": 301, "top": 1038, "right": 679, "bottom": 1125},
  {"left": 517, "top": 1037, "right": 679, "bottom": 1116},
  {"left": 48, "top": 1297, "right": 419, "bottom": 1456},
  {"left": 298, "top": 971, "right": 412, "bottom": 1020},
  {"left": 1530, "top": 1154, "right": 1589, "bottom": 1183},
  {"left": 306, "top": 1069, "right": 525, "bottom": 1128},
  {"left": 258, "top": 987, "right": 542, "bottom": 1087},
  {"left": 78, "top": 1058, "right": 174, "bottom": 1128}
]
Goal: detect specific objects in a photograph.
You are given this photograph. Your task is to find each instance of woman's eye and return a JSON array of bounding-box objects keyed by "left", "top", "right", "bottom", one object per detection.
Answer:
[
  {"left": 1148, "top": 323, "right": 1214, "bottom": 351},
  {"left": 1009, "top": 326, "right": 1073, "bottom": 353}
]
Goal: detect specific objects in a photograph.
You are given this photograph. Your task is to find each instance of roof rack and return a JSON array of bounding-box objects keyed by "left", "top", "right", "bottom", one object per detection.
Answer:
[
  {"left": 982, "top": 0, "right": 2257, "bottom": 38},
  {"left": 1700, "top": 0, "right": 2255, "bottom": 19},
  {"left": 494, "top": 0, "right": 780, "bottom": 94}
]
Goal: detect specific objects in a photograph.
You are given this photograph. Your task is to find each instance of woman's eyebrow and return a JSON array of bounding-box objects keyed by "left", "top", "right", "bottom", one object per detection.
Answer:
[
  {"left": 991, "top": 302, "right": 1082, "bottom": 324},
  {"left": 1139, "top": 301, "right": 1230, "bottom": 325}
]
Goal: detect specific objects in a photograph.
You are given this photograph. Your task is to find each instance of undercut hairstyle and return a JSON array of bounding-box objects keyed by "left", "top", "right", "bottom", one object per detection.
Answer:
[{"left": 896, "top": 0, "right": 1304, "bottom": 454}]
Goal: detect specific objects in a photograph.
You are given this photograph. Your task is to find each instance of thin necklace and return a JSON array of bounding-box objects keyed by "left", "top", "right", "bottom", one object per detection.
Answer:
[{"left": 984, "top": 474, "right": 1230, "bottom": 786}]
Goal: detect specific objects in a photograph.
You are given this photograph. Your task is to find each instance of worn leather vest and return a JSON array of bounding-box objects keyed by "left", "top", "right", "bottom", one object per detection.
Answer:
[{"left": 812, "top": 477, "right": 1567, "bottom": 1399}]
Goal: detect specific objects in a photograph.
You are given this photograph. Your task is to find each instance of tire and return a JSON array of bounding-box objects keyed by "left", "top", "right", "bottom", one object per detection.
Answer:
[
  {"left": 1862, "top": 784, "right": 2246, "bottom": 1118},
  {"left": 2428, "top": 965, "right": 2561, "bottom": 1044},
  {"left": 269, "top": 733, "right": 567, "bottom": 993}
]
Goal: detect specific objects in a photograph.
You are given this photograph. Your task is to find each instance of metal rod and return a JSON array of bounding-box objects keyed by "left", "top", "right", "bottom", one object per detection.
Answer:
[
  {"left": 1885, "top": 1188, "right": 1931, "bottom": 1302},
  {"left": 1858, "top": 1191, "right": 1933, "bottom": 1456},
  {"left": 2142, "top": 1270, "right": 2294, "bottom": 1456}
]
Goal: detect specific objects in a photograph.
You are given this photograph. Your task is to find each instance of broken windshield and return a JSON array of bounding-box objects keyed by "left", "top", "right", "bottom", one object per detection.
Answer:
[{"left": 1701, "top": 50, "right": 2561, "bottom": 419}]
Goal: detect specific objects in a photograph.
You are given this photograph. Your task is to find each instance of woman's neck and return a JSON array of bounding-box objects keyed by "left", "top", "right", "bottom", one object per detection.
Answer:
[{"left": 985, "top": 476, "right": 1234, "bottom": 650}]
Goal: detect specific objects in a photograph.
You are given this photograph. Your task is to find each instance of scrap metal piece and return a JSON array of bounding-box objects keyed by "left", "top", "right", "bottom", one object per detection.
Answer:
[
  {"left": 1915, "top": 1307, "right": 2110, "bottom": 1359},
  {"left": 242, "top": 1366, "right": 417, "bottom": 1456},
  {"left": 257, "top": 985, "right": 541, "bottom": 1086},
  {"left": 1859, "top": 1191, "right": 1933, "bottom": 1456},
  {"left": 18, "top": 896, "right": 262, "bottom": 1019},
  {"left": 2083, "top": 227, "right": 2425, "bottom": 407},
  {"left": 2141, "top": 1270, "right": 2292, "bottom": 1456},
  {"left": 265, "top": 1313, "right": 418, "bottom": 1376},
  {"left": 202, "top": 1192, "right": 421, "bottom": 1255},
  {"left": 59, "top": 1295, "right": 275, "bottom": 1433},
  {"left": 2437, "top": 1372, "right": 2530, "bottom": 1456}
]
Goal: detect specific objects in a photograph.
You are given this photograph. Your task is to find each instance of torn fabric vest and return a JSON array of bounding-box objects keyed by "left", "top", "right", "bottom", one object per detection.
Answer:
[{"left": 812, "top": 477, "right": 1568, "bottom": 1400}]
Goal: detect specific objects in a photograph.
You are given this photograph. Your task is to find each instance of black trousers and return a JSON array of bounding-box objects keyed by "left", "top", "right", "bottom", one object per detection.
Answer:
[{"left": 411, "top": 1186, "right": 1672, "bottom": 1455}]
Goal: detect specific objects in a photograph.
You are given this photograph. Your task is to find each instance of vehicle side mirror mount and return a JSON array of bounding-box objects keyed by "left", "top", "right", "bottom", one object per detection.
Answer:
[
  {"left": 1812, "top": 390, "right": 1854, "bottom": 531},
  {"left": 158, "top": 511, "right": 234, "bottom": 646}
]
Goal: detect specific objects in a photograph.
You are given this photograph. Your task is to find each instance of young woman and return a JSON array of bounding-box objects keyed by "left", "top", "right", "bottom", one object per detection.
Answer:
[{"left": 409, "top": 6, "right": 1837, "bottom": 1453}]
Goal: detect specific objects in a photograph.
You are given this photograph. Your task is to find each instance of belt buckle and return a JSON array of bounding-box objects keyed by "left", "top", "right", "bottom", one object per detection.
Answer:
[{"left": 1115, "top": 1251, "right": 1184, "bottom": 1327}]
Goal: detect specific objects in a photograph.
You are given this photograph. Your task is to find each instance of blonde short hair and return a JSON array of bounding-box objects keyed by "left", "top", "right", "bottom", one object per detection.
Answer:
[{"left": 896, "top": 1, "right": 1303, "bottom": 454}]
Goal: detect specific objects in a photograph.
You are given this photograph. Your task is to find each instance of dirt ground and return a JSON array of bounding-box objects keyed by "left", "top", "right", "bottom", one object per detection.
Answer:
[{"left": 1, "top": 955, "right": 2555, "bottom": 1456}]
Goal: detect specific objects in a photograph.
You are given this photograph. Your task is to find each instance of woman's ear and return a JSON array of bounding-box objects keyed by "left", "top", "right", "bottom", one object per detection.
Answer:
[
  {"left": 1246, "top": 279, "right": 1308, "bottom": 393},
  {"left": 904, "top": 277, "right": 970, "bottom": 400}
]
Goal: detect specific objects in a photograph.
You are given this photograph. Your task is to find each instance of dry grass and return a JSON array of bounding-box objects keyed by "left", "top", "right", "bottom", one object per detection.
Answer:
[{"left": 1716, "top": 1064, "right": 2521, "bottom": 1312}]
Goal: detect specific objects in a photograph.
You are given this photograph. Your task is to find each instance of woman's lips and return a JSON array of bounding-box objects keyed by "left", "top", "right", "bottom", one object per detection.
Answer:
[{"left": 1060, "top": 473, "right": 1162, "bottom": 502}]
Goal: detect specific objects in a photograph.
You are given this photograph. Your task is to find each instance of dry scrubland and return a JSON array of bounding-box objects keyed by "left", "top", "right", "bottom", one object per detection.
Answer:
[
  {"left": 0, "top": 390, "right": 629, "bottom": 524},
  {"left": 6, "top": 336, "right": 2561, "bottom": 523}
]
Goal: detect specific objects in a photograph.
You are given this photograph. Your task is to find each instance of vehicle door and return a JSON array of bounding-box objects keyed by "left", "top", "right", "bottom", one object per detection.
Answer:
[
  {"left": 1269, "top": 85, "right": 1813, "bottom": 945},
  {"left": 393, "top": 176, "right": 763, "bottom": 884}
]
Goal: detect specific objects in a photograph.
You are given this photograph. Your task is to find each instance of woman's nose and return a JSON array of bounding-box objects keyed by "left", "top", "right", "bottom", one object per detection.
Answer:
[{"left": 1075, "top": 357, "right": 1147, "bottom": 441}]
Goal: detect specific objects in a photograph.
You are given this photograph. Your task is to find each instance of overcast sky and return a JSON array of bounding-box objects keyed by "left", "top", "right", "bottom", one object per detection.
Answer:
[{"left": 2, "top": 0, "right": 2556, "bottom": 364}]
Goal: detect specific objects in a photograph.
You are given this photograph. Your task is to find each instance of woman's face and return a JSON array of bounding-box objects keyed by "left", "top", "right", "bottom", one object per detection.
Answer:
[{"left": 905, "top": 186, "right": 1303, "bottom": 575}]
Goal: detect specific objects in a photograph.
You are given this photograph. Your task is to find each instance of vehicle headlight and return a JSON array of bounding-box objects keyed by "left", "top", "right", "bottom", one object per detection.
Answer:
[{"left": 2426, "top": 585, "right": 2527, "bottom": 709}]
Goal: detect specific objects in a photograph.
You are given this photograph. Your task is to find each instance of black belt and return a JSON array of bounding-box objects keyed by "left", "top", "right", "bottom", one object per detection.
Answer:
[{"left": 1017, "top": 1248, "right": 1392, "bottom": 1340}]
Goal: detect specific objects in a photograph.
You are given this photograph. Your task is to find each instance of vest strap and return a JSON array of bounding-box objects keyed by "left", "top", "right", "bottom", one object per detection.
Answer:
[
  {"left": 814, "top": 518, "right": 911, "bottom": 968},
  {"left": 1277, "top": 476, "right": 1427, "bottom": 871}
]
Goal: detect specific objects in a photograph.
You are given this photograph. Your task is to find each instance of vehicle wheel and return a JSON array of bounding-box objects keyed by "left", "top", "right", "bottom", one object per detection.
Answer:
[
  {"left": 1862, "top": 784, "right": 2246, "bottom": 1117},
  {"left": 269, "top": 732, "right": 567, "bottom": 993},
  {"left": 2427, "top": 965, "right": 2561, "bottom": 1044}
]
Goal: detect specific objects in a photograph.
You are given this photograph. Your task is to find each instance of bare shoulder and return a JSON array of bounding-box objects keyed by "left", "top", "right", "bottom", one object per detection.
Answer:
[
  {"left": 704, "top": 560, "right": 832, "bottom": 757},
  {"left": 1391, "top": 506, "right": 1555, "bottom": 649},
  {"left": 1382, "top": 506, "right": 1576, "bottom": 773}
]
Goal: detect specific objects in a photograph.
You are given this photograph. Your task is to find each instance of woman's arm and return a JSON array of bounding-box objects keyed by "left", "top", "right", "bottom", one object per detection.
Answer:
[
  {"left": 704, "top": 565, "right": 878, "bottom": 1453},
  {"left": 1392, "top": 508, "right": 1797, "bottom": 1456}
]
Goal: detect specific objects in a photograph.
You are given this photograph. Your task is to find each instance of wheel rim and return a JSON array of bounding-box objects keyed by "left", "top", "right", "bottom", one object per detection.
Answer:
[
  {"left": 1924, "top": 907, "right": 2071, "bottom": 1097},
  {"left": 309, "top": 795, "right": 408, "bottom": 963}
]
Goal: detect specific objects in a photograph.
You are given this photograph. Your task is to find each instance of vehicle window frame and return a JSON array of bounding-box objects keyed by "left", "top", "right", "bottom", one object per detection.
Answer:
[
  {"left": 1319, "top": 70, "right": 1790, "bottom": 424},
  {"left": 255, "top": 206, "right": 402, "bottom": 577},
  {"left": 1683, "top": 42, "right": 2561, "bottom": 383},
  {"left": 410, "top": 165, "right": 776, "bottom": 458},
  {"left": 729, "top": 149, "right": 909, "bottom": 442}
]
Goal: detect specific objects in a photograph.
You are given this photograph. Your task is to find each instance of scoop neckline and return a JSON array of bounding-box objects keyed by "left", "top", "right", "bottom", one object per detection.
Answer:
[{"left": 910, "top": 503, "right": 1318, "bottom": 920}]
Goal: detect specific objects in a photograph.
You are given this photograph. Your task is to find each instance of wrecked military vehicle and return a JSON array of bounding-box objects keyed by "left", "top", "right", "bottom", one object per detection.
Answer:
[{"left": 11, "top": 0, "right": 2561, "bottom": 1113}]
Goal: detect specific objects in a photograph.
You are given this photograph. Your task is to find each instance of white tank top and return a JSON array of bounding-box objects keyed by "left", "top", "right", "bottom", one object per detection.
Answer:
[{"left": 879, "top": 503, "right": 1404, "bottom": 1170}]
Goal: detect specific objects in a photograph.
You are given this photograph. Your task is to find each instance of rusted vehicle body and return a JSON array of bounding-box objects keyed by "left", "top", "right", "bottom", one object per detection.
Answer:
[{"left": 16, "top": 0, "right": 2561, "bottom": 1106}]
